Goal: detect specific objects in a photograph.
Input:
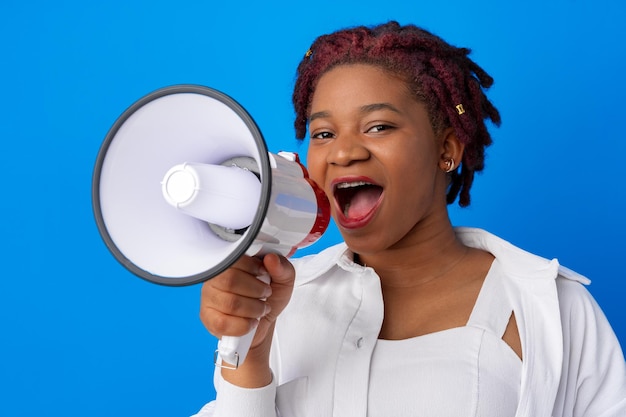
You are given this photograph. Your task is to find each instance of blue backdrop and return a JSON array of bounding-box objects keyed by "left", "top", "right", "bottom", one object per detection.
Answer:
[{"left": 1, "top": 1, "right": 624, "bottom": 415}]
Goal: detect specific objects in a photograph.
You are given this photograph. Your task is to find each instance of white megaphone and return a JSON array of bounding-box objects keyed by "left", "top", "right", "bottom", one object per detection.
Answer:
[{"left": 92, "top": 85, "right": 330, "bottom": 369}]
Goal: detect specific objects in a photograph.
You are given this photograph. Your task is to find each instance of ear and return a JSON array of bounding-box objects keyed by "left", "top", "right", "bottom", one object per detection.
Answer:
[{"left": 438, "top": 127, "right": 465, "bottom": 172}]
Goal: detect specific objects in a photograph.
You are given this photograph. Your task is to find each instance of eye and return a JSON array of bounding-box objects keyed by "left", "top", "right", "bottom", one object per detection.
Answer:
[
  {"left": 311, "top": 130, "right": 335, "bottom": 140},
  {"left": 366, "top": 124, "right": 393, "bottom": 134}
]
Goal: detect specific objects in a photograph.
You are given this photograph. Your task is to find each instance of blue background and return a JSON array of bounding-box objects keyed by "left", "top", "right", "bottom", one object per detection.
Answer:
[{"left": 1, "top": 1, "right": 624, "bottom": 415}]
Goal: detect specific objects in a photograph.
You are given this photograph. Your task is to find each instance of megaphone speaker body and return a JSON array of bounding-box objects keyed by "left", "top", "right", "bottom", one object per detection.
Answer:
[{"left": 92, "top": 85, "right": 330, "bottom": 367}]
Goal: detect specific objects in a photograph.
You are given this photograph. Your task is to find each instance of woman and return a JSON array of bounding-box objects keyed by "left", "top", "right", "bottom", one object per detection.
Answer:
[{"left": 194, "top": 22, "right": 626, "bottom": 416}]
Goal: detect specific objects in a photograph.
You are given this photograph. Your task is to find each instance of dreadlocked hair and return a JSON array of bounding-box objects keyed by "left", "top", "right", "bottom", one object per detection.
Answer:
[{"left": 292, "top": 21, "right": 501, "bottom": 207}]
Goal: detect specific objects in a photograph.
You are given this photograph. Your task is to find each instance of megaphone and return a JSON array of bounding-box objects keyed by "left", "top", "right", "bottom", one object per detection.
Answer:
[{"left": 92, "top": 85, "right": 331, "bottom": 368}]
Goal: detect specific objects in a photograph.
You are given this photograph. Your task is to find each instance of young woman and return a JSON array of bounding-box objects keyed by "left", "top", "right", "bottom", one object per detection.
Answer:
[{"left": 194, "top": 22, "right": 626, "bottom": 417}]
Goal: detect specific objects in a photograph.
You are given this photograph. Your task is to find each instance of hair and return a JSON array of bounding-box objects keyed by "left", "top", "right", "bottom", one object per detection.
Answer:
[{"left": 292, "top": 21, "right": 501, "bottom": 207}]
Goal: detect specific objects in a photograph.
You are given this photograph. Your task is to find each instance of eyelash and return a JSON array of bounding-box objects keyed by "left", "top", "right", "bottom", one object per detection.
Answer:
[
  {"left": 367, "top": 124, "right": 392, "bottom": 133},
  {"left": 310, "top": 123, "right": 394, "bottom": 140},
  {"left": 311, "top": 131, "right": 334, "bottom": 140}
]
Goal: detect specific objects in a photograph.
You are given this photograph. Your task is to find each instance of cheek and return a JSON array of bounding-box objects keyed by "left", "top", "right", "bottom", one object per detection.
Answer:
[{"left": 305, "top": 149, "right": 326, "bottom": 186}]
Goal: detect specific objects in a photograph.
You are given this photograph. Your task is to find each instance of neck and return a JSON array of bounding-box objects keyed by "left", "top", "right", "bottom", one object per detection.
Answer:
[{"left": 356, "top": 220, "right": 468, "bottom": 288}]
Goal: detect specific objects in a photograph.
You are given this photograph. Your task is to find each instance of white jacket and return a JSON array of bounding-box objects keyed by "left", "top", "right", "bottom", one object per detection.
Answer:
[{"left": 195, "top": 228, "right": 626, "bottom": 417}]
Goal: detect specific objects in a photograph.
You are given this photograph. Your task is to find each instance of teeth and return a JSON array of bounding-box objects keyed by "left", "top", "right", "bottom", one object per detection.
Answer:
[{"left": 336, "top": 181, "right": 371, "bottom": 189}]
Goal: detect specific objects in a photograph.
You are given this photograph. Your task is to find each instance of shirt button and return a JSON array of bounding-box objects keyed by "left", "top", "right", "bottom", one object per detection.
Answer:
[{"left": 356, "top": 337, "right": 364, "bottom": 348}]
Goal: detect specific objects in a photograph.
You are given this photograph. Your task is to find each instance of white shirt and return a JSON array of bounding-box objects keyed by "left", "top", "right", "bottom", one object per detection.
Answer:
[
  {"left": 368, "top": 257, "right": 522, "bottom": 416},
  {"left": 193, "top": 228, "right": 626, "bottom": 417}
]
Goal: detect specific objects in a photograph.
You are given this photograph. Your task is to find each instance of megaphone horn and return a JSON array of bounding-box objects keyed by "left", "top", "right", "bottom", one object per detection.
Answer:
[{"left": 92, "top": 85, "right": 331, "bottom": 368}]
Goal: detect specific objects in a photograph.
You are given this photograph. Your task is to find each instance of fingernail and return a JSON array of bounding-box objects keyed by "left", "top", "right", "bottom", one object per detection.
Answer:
[
  {"left": 262, "top": 285, "right": 273, "bottom": 298},
  {"left": 262, "top": 303, "right": 271, "bottom": 317}
]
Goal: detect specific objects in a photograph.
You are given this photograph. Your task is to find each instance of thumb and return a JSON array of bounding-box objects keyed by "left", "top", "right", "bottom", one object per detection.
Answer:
[
  {"left": 262, "top": 253, "right": 295, "bottom": 287},
  {"left": 259, "top": 253, "right": 295, "bottom": 325}
]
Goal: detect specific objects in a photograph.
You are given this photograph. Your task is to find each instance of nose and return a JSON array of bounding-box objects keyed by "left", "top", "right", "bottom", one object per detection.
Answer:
[{"left": 327, "top": 133, "right": 370, "bottom": 166}]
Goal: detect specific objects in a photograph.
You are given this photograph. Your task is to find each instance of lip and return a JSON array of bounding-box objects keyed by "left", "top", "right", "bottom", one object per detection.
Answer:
[{"left": 331, "top": 176, "right": 384, "bottom": 229}]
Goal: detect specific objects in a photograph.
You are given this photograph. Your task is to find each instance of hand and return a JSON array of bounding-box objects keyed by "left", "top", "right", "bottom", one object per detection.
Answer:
[{"left": 199, "top": 253, "right": 295, "bottom": 387}]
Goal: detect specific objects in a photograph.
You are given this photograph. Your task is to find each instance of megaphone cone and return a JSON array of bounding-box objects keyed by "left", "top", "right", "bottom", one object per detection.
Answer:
[{"left": 92, "top": 85, "right": 330, "bottom": 367}]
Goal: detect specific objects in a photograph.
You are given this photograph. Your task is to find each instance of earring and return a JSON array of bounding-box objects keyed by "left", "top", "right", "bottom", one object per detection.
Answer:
[{"left": 444, "top": 158, "right": 456, "bottom": 173}]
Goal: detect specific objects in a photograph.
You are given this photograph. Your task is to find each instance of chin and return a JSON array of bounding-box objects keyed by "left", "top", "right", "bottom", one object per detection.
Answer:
[{"left": 341, "top": 234, "right": 388, "bottom": 258}]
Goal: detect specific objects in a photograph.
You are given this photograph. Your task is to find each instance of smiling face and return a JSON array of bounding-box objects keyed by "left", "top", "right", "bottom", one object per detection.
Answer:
[{"left": 306, "top": 64, "right": 458, "bottom": 257}]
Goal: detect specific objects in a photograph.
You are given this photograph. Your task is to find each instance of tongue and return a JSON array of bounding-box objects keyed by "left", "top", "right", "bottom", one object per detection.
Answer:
[{"left": 345, "top": 187, "right": 381, "bottom": 219}]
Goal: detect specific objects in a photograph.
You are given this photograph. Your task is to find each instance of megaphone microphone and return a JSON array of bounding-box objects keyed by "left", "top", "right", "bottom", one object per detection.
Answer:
[{"left": 92, "top": 85, "right": 331, "bottom": 369}]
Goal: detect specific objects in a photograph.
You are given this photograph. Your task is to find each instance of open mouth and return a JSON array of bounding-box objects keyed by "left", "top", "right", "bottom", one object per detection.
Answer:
[{"left": 333, "top": 180, "right": 383, "bottom": 221}]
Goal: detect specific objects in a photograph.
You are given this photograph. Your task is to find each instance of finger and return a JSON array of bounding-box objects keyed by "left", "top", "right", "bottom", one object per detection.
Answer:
[
  {"left": 263, "top": 253, "right": 295, "bottom": 287},
  {"left": 208, "top": 264, "right": 273, "bottom": 300},
  {"left": 201, "top": 281, "right": 271, "bottom": 318},
  {"left": 229, "top": 255, "right": 266, "bottom": 276},
  {"left": 200, "top": 306, "right": 261, "bottom": 338}
]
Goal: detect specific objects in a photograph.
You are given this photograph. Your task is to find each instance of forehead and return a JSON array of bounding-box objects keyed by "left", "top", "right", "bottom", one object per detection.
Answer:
[{"left": 310, "top": 64, "right": 414, "bottom": 111}]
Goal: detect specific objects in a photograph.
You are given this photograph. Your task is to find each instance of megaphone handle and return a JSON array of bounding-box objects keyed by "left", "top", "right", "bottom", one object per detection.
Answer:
[{"left": 215, "top": 272, "right": 271, "bottom": 370}]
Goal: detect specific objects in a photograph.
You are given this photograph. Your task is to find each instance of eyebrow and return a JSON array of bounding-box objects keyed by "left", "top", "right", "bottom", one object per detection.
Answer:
[
  {"left": 309, "top": 110, "right": 331, "bottom": 122},
  {"left": 309, "top": 102, "right": 401, "bottom": 122},
  {"left": 359, "top": 102, "right": 401, "bottom": 115}
]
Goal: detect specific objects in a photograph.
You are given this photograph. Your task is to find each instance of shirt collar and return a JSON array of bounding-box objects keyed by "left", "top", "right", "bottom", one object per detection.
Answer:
[
  {"left": 291, "top": 227, "right": 590, "bottom": 286},
  {"left": 455, "top": 227, "right": 590, "bottom": 284},
  {"left": 292, "top": 242, "right": 370, "bottom": 286}
]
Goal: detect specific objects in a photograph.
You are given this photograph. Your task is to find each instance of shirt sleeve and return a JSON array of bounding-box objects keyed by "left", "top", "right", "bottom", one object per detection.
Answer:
[
  {"left": 555, "top": 278, "right": 626, "bottom": 417},
  {"left": 190, "top": 373, "right": 278, "bottom": 417}
]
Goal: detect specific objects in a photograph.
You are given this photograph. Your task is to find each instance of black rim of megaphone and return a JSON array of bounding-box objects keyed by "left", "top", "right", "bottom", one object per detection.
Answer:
[{"left": 92, "top": 84, "right": 271, "bottom": 286}]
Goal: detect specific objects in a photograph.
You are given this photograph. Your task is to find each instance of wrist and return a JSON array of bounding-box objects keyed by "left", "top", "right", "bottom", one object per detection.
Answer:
[{"left": 220, "top": 324, "right": 274, "bottom": 388}]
